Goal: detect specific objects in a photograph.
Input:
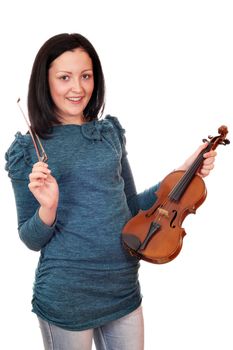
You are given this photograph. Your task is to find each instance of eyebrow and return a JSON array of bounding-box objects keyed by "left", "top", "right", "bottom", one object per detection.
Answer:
[{"left": 56, "top": 69, "right": 93, "bottom": 74}]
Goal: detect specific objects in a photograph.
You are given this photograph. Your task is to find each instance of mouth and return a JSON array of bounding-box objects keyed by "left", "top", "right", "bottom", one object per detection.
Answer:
[{"left": 66, "top": 97, "right": 83, "bottom": 103}]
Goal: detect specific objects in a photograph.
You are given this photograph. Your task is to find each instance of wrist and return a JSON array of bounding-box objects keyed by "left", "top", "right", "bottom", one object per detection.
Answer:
[{"left": 39, "top": 205, "right": 57, "bottom": 226}]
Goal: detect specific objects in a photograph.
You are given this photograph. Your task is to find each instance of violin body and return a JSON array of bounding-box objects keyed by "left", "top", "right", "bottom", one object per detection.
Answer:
[
  {"left": 122, "top": 171, "right": 206, "bottom": 264},
  {"left": 122, "top": 125, "right": 230, "bottom": 264}
]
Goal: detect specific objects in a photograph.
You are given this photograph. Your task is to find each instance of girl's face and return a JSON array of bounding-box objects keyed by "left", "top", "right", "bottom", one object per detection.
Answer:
[{"left": 48, "top": 48, "right": 94, "bottom": 125}]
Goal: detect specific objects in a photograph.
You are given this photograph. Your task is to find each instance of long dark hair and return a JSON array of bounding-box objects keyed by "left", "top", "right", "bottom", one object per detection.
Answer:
[{"left": 28, "top": 33, "right": 105, "bottom": 138}]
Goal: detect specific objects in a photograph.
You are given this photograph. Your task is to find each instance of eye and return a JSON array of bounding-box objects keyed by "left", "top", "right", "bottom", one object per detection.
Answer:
[
  {"left": 82, "top": 73, "right": 92, "bottom": 80},
  {"left": 59, "top": 75, "right": 70, "bottom": 81}
]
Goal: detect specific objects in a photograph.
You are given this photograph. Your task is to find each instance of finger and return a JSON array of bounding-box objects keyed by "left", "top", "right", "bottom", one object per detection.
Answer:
[
  {"left": 202, "top": 163, "right": 215, "bottom": 170},
  {"left": 45, "top": 173, "right": 56, "bottom": 183},
  {"left": 32, "top": 166, "right": 51, "bottom": 175},
  {"left": 33, "top": 161, "right": 49, "bottom": 168},
  {"left": 28, "top": 180, "right": 45, "bottom": 190},
  {"left": 203, "top": 150, "right": 217, "bottom": 158},
  {"left": 192, "top": 143, "right": 209, "bottom": 159},
  {"left": 198, "top": 168, "right": 210, "bottom": 177},
  {"left": 203, "top": 157, "right": 216, "bottom": 165},
  {"left": 198, "top": 162, "right": 215, "bottom": 176},
  {"left": 29, "top": 172, "right": 48, "bottom": 182}
]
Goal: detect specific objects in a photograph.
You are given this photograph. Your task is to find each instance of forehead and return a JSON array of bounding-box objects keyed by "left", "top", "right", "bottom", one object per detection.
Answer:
[{"left": 50, "top": 48, "right": 93, "bottom": 71}]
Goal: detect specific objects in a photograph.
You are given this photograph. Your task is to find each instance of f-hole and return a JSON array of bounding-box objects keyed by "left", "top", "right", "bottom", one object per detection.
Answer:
[{"left": 170, "top": 210, "right": 177, "bottom": 228}]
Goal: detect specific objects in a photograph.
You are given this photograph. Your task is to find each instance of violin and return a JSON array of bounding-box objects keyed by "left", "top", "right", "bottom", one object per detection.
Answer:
[{"left": 122, "top": 126, "right": 230, "bottom": 264}]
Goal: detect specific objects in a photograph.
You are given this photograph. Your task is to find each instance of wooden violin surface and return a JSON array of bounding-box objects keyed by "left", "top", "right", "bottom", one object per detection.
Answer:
[{"left": 122, "top": 126, "right": 230, "bottom": 264}]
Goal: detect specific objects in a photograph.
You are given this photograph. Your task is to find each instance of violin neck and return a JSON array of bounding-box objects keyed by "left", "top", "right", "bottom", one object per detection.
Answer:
[{"left": 169, "top": 143, "right": 212, "bottom": 202}]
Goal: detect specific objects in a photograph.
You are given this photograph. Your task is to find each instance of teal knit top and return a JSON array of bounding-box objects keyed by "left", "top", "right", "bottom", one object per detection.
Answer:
[{"left": 5, "top": 115, "right": 159, "bottom": 331}]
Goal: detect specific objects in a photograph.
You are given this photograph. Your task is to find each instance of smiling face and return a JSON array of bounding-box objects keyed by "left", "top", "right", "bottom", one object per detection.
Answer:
[{"left": 48, "top": 47, "right": 94, "bottom": 125}]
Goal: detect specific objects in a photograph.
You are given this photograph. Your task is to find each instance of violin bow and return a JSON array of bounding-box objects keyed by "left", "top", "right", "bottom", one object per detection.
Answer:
[{"left": 17, "top": 98, "right": 48, "bottom": 163}]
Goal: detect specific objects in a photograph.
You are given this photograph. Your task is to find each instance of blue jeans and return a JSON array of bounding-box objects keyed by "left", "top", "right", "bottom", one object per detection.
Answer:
[{"left": 38, "top": 306, "right": 144, "bottom": 350}]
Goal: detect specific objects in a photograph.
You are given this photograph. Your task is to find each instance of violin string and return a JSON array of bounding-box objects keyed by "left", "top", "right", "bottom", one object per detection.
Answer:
[
  {"left": 140, "top": 132, "right": 229, "bottom": 253},
  {"left": 172, "top": 161, "right": 202, "bottom": 199},
  {"left": 147, "top": 147, "right": 211, "bottom": 223},
  {"left": 169, "top": 148, "right": 209, "bottom": 201},
  {"left": 150, "top": 169, "right": 199, "bottom": 223}
]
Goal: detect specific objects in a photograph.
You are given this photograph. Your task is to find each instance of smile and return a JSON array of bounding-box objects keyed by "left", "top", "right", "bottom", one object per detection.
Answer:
[{"left": 67, "top": 97, "right": 83, "bottom": 102}]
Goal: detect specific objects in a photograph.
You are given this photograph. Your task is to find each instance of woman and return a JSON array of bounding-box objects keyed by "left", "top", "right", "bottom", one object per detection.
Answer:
[{"left": 5, "top": 33, "right": 216, "bottom": 350}]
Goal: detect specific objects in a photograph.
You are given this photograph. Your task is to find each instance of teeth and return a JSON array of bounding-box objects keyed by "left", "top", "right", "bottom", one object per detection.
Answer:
[{"left": 68, "top": 97, "right": 82, "bottom": 101}]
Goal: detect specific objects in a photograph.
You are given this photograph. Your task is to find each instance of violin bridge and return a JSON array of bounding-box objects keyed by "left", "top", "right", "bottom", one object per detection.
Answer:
[{"left": 158, "top": 208, "right": 169, "bottom": 218}]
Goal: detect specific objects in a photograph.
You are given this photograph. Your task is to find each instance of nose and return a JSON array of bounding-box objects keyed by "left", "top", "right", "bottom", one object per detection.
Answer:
[{"left": 71, "top": 77, "right": 84, "bottom": 93}]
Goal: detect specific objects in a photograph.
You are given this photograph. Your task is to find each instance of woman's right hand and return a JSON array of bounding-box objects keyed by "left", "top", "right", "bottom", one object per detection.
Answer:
[{"left": 28, "top": 162, "right": 59, "bottom": 211}]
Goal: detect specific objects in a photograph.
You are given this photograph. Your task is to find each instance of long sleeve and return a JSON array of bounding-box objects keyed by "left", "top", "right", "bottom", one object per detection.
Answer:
[
  {"left": 5, "top": 133, "right": 56, "bottom": 251},
  {"left": 121, "top": 154, "right": 159, "bottom": 216},
  {"left": 11, "top": 178, "right": 56, "bottom": 251},
  {"left": 106, "top": 115, "right": 160, "bottom": 216}
]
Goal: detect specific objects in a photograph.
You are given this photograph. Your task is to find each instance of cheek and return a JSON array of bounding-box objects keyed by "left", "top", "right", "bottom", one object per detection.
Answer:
[
  {"left": 87, "top": 81, "right": 95, "bottom": 97},
  {"left": 48, "top": 75, "right": 66, "bottom": 99},
  {"left": 50, "top": 83, "right": 66, "bottom": 101}
]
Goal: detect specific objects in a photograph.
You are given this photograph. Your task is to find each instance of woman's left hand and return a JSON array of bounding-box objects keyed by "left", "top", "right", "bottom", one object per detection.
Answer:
[{"left": 177, "top": 143, "right": 217, "bottom": 178}]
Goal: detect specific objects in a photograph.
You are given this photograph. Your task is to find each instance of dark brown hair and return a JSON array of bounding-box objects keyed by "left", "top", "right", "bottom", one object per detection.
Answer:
[{"left": 28, "top": 33, "right": 105, "bottom": 138}]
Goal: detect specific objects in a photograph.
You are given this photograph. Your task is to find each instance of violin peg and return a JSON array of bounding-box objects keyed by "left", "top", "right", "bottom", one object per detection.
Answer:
[{"left": 223, "top": 139, "right": 230, "bottom": 145}]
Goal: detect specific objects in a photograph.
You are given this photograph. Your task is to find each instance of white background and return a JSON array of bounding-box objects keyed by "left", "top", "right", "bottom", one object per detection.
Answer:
[{"left": 0, "top": 0, "right": 232, "bottom": 349}]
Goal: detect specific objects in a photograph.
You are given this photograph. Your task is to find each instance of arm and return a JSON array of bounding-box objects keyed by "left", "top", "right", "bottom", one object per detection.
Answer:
[
  {"left": 6, "top": 135, "right": 59, "bottom": 251},
  {"left": 121, "top": 155, "right": 160, "bottom": 217},
  {"left": 176, "top": 143, "right": 217, "bottom": 176},
  {"left": 5, "top": 132, "right": 55, "bottom": 251},
  {"left": 11, "top": 176, "right": 57, "bottom": 251},
  {"left": 107, "top": 115, "right": 160, "bottom": 216},
  {"left": 121, "top": 143, "right": 216, "bottom": 217}
]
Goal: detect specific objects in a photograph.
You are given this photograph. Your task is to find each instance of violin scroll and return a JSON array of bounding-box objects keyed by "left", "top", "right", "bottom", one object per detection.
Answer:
[{"left": 202, "top": 125, "right": 230, "bottom": 150}]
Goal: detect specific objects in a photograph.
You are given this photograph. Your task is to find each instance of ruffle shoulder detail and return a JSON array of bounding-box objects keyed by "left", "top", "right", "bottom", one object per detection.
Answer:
[
  {"left": 80, "top": 114, "right": 127, "bottom": 156},
  {"left": 5, "top": 132, "right": 34, "bottom": 180},
  {"left": 105, "top": 115, "right": 127, "bottom": 156},
  {"left": 105, "top": 115, "right": 125, "bottom": 135}
]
